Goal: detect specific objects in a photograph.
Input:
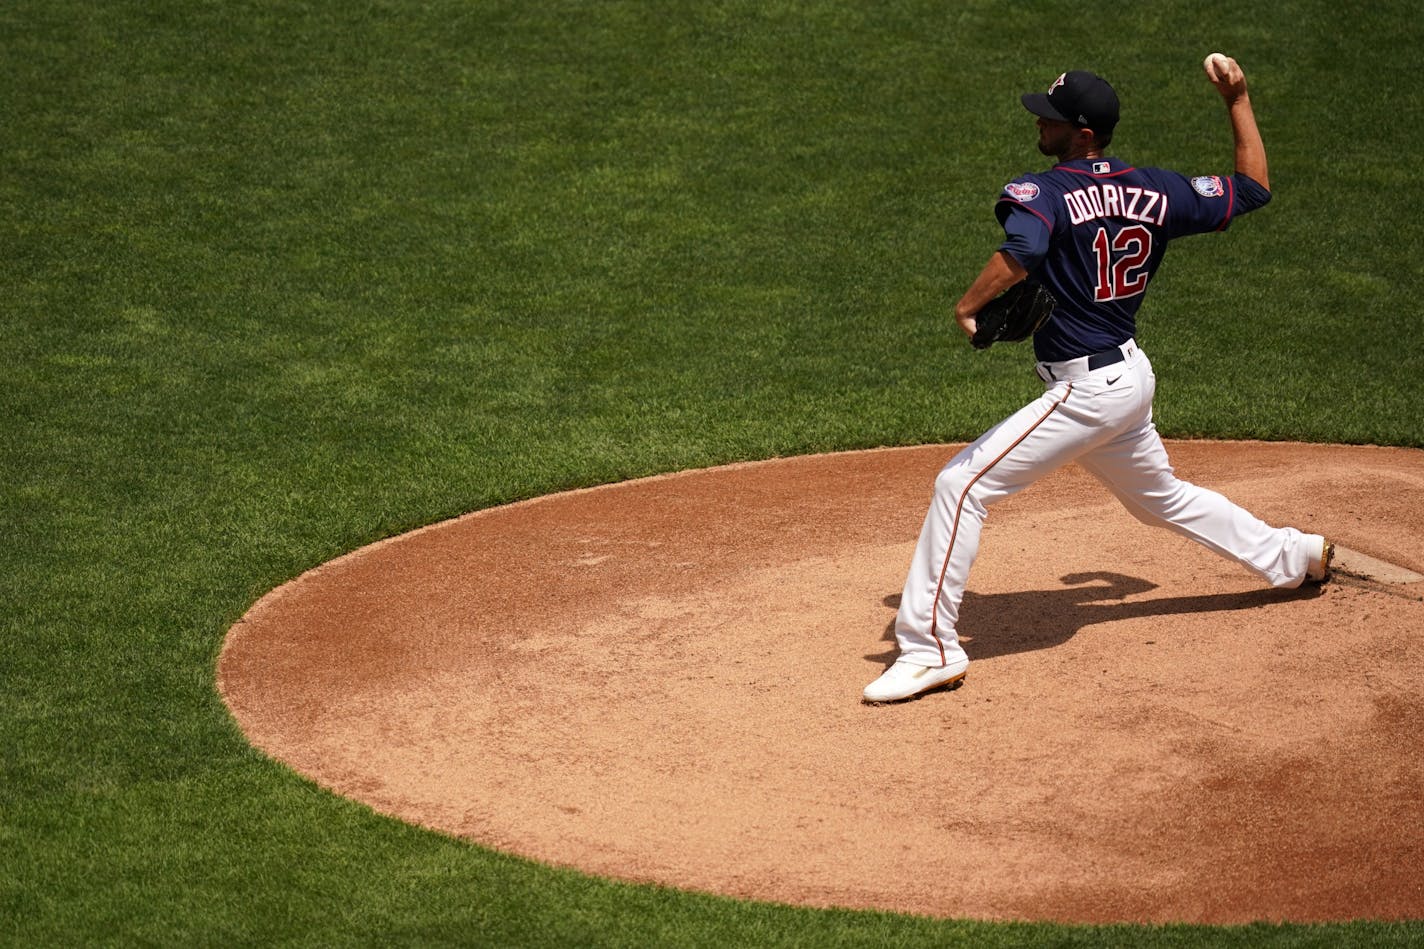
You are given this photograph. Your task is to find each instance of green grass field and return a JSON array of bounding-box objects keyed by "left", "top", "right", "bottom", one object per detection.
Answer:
[{"left": 4, "top": 0, "right": 1423, "bottom": 944}]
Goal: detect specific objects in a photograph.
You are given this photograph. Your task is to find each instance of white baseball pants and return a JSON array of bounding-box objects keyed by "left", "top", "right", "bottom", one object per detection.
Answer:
[{"left": 894, "top": 340, "right": 1319, "bottom": 668}]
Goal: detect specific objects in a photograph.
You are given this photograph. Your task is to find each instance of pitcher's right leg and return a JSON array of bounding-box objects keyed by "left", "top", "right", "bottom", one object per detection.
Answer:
[{"left": 1079, "top": 420, "right": 1326, "bottom": 588}]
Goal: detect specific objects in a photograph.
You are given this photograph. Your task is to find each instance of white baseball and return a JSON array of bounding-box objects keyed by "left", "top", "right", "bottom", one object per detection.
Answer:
[{"left": 1204, "top": 52, "right": 1232, "bottom": 78}]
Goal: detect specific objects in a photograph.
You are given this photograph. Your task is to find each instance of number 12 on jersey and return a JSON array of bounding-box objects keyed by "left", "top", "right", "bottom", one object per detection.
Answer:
[{"left": 1091, "top": 224, "right": 1153, "bottom": 301}]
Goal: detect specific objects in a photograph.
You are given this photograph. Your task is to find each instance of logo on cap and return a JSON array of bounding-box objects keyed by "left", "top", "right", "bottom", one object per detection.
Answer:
[{"left": 1048, "top": 73, "right": 1066, "bottom": 93}]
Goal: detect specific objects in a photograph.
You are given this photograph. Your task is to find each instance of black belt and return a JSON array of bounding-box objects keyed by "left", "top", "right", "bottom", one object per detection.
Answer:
[
  {"left": 1086, "top": 347, "right": 1126, "bottom": 370},
  {"left": 1037, "top": 342, "right": 1135, "bottom": 383}
]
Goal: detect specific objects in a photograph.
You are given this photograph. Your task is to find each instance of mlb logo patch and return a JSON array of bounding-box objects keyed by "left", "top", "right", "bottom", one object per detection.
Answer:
[
  {"left": 1092, "top": 161, "right": 1111, "bottom": 174},
  {"left": 1004, "top": 181, "right": 1041, "bottom": 202},
  {"left": 1191, "top": 175, "right": 1225, "bottom": 197}
]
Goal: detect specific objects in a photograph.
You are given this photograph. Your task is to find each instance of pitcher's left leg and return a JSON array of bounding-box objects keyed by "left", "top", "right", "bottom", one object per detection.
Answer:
[{"left": 868, "top": 383, "right": 1085, "bottom": 702}]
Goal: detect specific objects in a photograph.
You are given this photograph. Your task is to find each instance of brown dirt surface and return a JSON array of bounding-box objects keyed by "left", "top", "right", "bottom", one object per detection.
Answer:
[{"left": 217, "top": 441, "right": 1424, "bottom": 925}]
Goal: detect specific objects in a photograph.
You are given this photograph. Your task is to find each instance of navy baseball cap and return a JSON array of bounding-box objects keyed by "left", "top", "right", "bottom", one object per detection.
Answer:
[{"left": 1022, "top": 70, "right": 1120, "bottom": 135}]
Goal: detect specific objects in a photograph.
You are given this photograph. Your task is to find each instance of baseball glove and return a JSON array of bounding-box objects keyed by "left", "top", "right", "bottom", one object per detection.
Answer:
[{"left": 970, "top": 279, "right": 1058, "bottom": 350}]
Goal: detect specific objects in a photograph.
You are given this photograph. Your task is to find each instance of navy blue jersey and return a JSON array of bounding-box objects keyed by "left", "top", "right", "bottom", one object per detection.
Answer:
[{"left": 994, "top": 157, "right": 1270, "bottom": 362}]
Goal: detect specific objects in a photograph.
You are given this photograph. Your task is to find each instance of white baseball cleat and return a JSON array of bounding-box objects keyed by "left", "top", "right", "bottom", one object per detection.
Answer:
[
  {"left": 1305, "top": 535, "right": 1335, "bottom": 583},
  {"left": 863, "top": 658, "right": 969, "bottom": 704}
]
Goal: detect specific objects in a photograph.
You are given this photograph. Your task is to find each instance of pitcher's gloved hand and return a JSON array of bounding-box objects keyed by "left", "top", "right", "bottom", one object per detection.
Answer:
[{"left": 970, "top": 279, "right": 1058, "bottom": 350}]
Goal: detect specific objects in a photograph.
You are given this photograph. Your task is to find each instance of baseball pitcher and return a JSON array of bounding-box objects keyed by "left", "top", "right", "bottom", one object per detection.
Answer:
[{"left": 865, "top": 55, "right": 1333, "bottom": 704}]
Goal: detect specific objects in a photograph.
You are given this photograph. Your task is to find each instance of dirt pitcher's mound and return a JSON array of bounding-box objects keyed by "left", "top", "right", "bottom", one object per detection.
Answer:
[{"left": 218, "top": 441, "right": 1424, "bottom": 925}]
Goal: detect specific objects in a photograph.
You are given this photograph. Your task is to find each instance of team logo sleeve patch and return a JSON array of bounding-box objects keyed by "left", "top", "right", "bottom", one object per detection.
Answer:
[
  {"left": 1005, "top": 181, "right": 1041, "bottom": 202},
  {"left": 1191, "top": 175, "right": 1225, "bottom": 197}
]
